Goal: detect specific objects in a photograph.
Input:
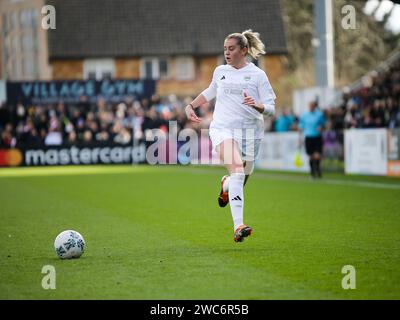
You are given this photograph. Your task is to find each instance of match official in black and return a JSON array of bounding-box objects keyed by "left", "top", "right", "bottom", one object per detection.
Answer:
[{"left": 299, "top": 101, "right": 326, "bottom": 178}]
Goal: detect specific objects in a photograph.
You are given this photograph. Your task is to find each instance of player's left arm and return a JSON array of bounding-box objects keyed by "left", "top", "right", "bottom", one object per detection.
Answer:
[{"left": 243, "top": 73, "right": 276, "bottom": 116}]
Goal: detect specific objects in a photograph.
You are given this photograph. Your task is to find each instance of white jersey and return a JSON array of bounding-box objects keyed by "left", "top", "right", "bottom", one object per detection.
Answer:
[{"left": 201, "top": 62, "right": 276, "bottom": 139}]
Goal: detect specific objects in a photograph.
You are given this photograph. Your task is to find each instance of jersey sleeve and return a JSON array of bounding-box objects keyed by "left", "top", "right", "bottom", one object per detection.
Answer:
[
  {"left": 201, "top": 69, "right": 218, "bottom": 101},
  {"left": 258, "top": 72, "right": 276, "bottom": 116}
]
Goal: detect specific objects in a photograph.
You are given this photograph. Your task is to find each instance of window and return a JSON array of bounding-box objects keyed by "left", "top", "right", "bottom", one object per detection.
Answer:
[
  {"left": 22, "top": 33, "right": 34, "bottom": 52},
  {"left": 144, "top": 60, "right": 152, "bottom": 79},
  {"left": 102, "top": 71, "right": 112, "bottom": 79},
  {"left": 20, "top": 9, "right": 37, "bottom": 29},
  {"left": 87, "top": 71, "right": 96, "bottom": 80},
  {"left": 12, "top": 57, "right": 22, "bottom": 79},
  {"left": 83, "top": 59, "right": 115, "bottom": 80},
  {"left": 9, "top": 59, "right": 15, "bottom": 77},
  {"left": 22, "top": 56, "right": 35, "bottom": 78},
  {"left": 20, "top": 10, "right": 29, "bottom": 28},
  {"left": 11, "top": 36, "right": 18, "bottom": 55},
  {"left": 10, "top": 12, "right": 18, "bottom": 30},
  {"left": 3, "top": 39, "right": 9, "bottom": 62},
  {"left": 140, "top": 58, "right": 169, "bottom": 80},
  {"left": 175, "top": 56, "right": 195, "bottom": 81},
  {"left": 159, "top": 59, "right": 168, "bottom": 78},
  {"left": 3, "top": 14, "right": 9, "bottom": 36}
]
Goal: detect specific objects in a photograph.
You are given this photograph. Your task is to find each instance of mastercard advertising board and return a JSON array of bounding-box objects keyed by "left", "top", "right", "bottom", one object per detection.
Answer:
[
  {"left": 0, "top": 149, "right": 23, "bottom": 167},
  {"left": 0, "top": 144, "right": 147, "bottom": 167}
]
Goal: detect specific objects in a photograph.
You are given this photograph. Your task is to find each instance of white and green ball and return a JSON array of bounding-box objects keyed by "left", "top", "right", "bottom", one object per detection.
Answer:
[{"left": 54, "top": 230, "right": 85, "bottom": 259}]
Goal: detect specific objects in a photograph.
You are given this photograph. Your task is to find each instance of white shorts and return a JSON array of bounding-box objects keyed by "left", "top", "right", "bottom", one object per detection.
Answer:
[{"left": 209, "top": 128, "right": 262, "bottom": 161}]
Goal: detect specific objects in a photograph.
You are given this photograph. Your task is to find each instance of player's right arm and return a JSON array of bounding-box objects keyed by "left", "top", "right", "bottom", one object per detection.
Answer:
[
  {"left": 185, "top": 95, "right": 206, "bottom": 123},
  {"left": 185, "top": 68, "right": 218, "bottom": 123}
]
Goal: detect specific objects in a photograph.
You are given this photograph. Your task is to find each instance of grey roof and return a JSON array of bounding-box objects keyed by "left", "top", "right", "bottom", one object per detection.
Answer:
[{"left": 47, "top": 0, "right": 288, "bottom": 59}]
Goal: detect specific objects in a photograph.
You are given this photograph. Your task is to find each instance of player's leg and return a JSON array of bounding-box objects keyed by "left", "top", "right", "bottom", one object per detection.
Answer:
[
  {"left": 305, "top": 137, "right": 316, "bottom": 178},
  {"left": 221, "top": 160, "right": 252, "bottom": 192},
  {"left": 220, "top": 137, "right": 258, "bottom": 198},
  {"left": 313, "top": 152, "right": 322, "bottom": 178},
  {"left": 217, "top": 158, "right": 254, "bottom": 207},
  {"left": 218, "top": 174, "right": 230, "bottom": 207},
  {"left": 310, "top": 158, "right": 316, "bottom": 178},
  {"left": 216, "top": 139, "right": 252, "bottom": 242},
  {"left": 210, "top": 129, "right": 232, "bottom": 207},
  {"left": 314, "top": 136, "right": 323, "bottom": 178},
  {"left": 243, "top": 160, "right": 255, "bottom": 186}
]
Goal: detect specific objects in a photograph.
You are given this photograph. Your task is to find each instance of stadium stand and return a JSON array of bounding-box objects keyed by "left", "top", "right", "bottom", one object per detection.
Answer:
[{"left": 1, "top": 51, "right": 399, "bottom": 157}]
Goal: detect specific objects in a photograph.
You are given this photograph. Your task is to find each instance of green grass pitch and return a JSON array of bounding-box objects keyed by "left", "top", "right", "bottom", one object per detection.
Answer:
[{"left": 0, "top": 165, "right": 399, "bottom": 299}]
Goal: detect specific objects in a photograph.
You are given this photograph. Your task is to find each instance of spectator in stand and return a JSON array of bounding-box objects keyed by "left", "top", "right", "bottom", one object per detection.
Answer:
[
  {"left": 361, "top": 111, "right": 376, "bottom": 128},
  {"left": 82, "top": 130, "right": 93, "bottom": 143},
  {"left": 26, "top": 128, "right": 42, "bottom": 145},
  {"left": 95, "top": 123, "right": 110, "bottom": 142},
  {"left": 322, "top": 120, "right": 341, "bottom": 162},
  {"left": 0, "top": 123, "right": 16, "bottom": 147},
  {"left": 45, "top": 126, "right": 63, "bottom": 146},
  {"left": 0, "top": 103, "right": 11, "bottom": 129},
  {"left": 142, "top": 106, "right": 166, "bottom": 132},
  {"left": 274, "top": 107, "right": 296, "bottom": 132},
  {"left": 67, "top": 130, "right": 77, "bottom": 144},
  {"left": 114, "top": 127, "right": 131, "bottom": 144}
]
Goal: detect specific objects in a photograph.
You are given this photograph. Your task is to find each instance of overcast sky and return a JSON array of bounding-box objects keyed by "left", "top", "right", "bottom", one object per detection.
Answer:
[{"left": 364, "top": 0, "right": 400, "bottom": 33}]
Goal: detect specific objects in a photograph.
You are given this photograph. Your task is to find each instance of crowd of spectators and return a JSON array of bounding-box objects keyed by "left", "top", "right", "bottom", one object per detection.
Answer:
[
  {"left": 0, "top": 94, "right": 214, "bottom": 148},
  {"left": 1, "top": 59, "right": 399, "bottom": 149},
  {"left": 270, "top": 59, "right": 400, "bottom": 133}
]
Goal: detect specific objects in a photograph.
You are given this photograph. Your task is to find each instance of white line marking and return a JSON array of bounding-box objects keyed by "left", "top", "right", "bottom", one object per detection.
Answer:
[
  {"left": 1, "top": 165, "right": 399, "bottom": 190},
  {"left": 177, "top": 166, "right": 400, "bottom": 190}
]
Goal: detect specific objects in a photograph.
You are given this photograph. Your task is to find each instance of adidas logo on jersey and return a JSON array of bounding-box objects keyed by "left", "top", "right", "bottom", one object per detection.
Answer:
[
  {"left": 231, "top": 196, "right": 242, "bottom": 201},
  {"left": 221, "top": 76, "right": 226, "bottom": 80}
]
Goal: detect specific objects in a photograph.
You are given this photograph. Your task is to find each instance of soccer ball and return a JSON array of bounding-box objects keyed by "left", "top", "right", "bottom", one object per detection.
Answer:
[{"left": 54, "top": 230, "right": 85, "bottom": 259}]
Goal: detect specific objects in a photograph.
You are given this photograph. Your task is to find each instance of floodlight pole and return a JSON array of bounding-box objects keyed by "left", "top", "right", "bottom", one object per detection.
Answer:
[{"left": 314, "top": 0, "right": 335, "bottom": 88}]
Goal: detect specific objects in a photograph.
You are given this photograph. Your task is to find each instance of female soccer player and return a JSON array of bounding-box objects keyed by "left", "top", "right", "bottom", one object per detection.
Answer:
[{"left": 185, "top": 30, "right": 276, "bottom": 242}]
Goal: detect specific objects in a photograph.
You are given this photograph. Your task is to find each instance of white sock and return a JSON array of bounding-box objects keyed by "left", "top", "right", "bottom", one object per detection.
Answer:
[
  {"left": 222, "top": 176, "right": 230, "bottom": 192},
  {"left": 228, "top": 173, "right": 245, "bottom": 230}
]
